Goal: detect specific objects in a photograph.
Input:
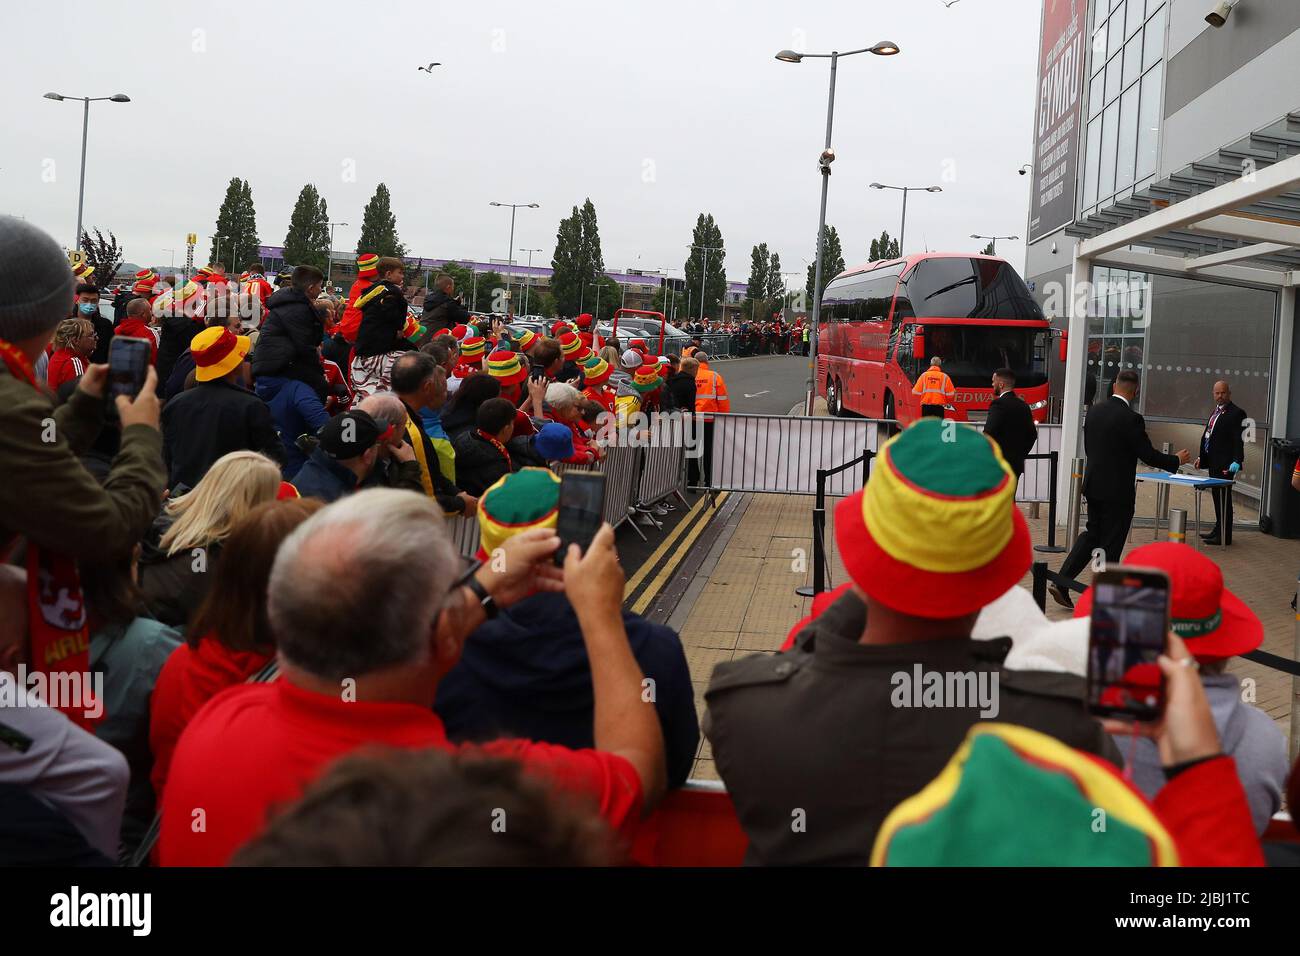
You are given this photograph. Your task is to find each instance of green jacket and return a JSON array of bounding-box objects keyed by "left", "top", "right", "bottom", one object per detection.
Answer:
[{"left": 0, "top": 369, "right": 165, "bottom": 562}]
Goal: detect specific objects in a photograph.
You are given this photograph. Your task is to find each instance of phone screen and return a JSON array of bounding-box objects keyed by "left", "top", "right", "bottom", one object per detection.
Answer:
[
  {"left": 108, "top": 337, "right": 151, "bottom": 400},
  {"left": 1086, "top": 568, "right": 1171, "bottom": 720},
  {"left": 554, "top": 471, "right": 606, "bottom": 565}
]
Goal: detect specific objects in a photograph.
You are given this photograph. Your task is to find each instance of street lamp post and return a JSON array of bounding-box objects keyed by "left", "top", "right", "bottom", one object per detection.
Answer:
[
  {"left": 43, "top": 92, "right": 131, "bottom": 249},
  {"left": 775, "top": 41, "right": 900, "bottom": 414},
  {"left": 869, "top": 182, "right": 943, "bottom": 255},
  {"left": 519, "top": 247, "right": 542, "bottom": 316},
  {"left": 325, "top": 221, "right": 349, "bottom": 292},
  {"left": 688, "top": 244, "right": 723, "bottom": 323},
  {"left": 162, "top": 248, "right": 175, "bottom": 269},
  {"left": 970, "top": 234, "right": 1020, "bottom": 255},
  {"left": 490, "top": 201, "right": 539, "bottom": 316},
  {"left": 208, "top": 234, "right": 227, "bottom": 269}
]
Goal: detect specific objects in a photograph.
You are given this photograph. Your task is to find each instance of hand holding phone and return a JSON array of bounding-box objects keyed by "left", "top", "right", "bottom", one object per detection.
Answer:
[
  {"left": 108, "top": 336, "right": 152, "bottom": 401},
  {"left": 1086, "top": 566, "right": 1171, "bottom": 720},
  {"left": 1098, "top": 633, "right": 1222, "bottom": 767},
  {"left": 554, "top": 471, "right": 606, "bottom": 567}
]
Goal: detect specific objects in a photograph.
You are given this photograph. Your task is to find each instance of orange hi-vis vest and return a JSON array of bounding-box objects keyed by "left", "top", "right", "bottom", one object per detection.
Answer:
[
  {"left": 913, "top": 366, "right": 955, "bottom": 405},
  {"left": 695, "top": 362, "right": 730, "bottom": 414}
]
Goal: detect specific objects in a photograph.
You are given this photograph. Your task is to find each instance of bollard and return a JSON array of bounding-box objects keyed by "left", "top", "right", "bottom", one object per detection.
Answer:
[
  {"left": 1034, "top": 451, "right": 1065, "bottom": 554},
  {"left": 1065, "top": 457, "right": 1085, "bottom": 549},
  {"left": 1031, "top": 561, "right": 1048, "bottom": 611},
  {"left": 1167, "top": 508, "right": 1187, "bottom": 544}
]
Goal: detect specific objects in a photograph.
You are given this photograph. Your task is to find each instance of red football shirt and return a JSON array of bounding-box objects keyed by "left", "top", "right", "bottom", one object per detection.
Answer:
[
  {"left": 149, "top": 635, "right": 274, "bottom": 803},
  {"left": 158, "top": 679, "right": 643, "bottom": 865}
]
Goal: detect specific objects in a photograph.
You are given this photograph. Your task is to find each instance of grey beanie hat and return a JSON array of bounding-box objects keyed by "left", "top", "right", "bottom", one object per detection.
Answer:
[{"left": 0, "top": 216, "right": 75, "bottom": 343}]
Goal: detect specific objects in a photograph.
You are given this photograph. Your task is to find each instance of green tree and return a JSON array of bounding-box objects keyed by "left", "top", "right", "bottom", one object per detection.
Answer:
[
  {"left": 682, "top": 213, "right": 726, "bottom": 320},
  {"left": 212, "top": 178, "right": 261, "bottom": 272},
  {"left": 356, "top": 183, "right": 406, "bottom": 259},
  {"left": 550, "top": 197, "right": 606, "bottom": 317},
  {"left": 869, "top": 230, "right": 901, "bottom": 262},
  {"left": 805, "top": 225, "right": 845, "bottom": 305},
  {"left": 78, "top": 228, "right": 124, "bottom": 287},
  {"left": 578, "top": 198, "right": 605, "bottom": 278},
  {"left": 473, "top": 270, "right": 506, "bottom": 313},
  {"left": 764, "top": 251, "right": 785, "bottom": 305},
  {"left": 746, "top": 243, "right": 770, "bottom": 301},
  {"left": 283, "top": 184, "right": 330, "bottom": 272},
  {"left": 980, "top": 240, "right": 996, "bottom": 256}
]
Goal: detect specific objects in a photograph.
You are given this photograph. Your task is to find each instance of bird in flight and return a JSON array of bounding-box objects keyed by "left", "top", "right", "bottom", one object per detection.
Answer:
[
  {"left": 940, "top": 0, "right": 962, "bottom": 7},
  {"left": 417, "top": 62, "right": 441, "bottom": 72}
]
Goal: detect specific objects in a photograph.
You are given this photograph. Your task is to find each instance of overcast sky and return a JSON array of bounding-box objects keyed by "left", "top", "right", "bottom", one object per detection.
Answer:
[{"left": 1, "top": 0, "right": 1044, "bottom": 282}]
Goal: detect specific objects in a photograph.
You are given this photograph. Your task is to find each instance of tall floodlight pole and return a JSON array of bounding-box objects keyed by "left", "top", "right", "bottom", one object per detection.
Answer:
[
  {"left": 43, "top": 91, "right": 131, "bottom": 248},
  {"left": 775, "top": 41, "right": 899, "bottom": 413},
  {"left": 869, "top": 183, "right": 943, "bottom": 255},
  {"left": 326, "top": 221, "right": 348, "bottom": 291},
  {"left": 970, "top": 234, "right": 1020, "bottom": 255},
  {"left": 519, "top": 247, "right": 542, "bottom": 316},
  {"left": 490, "top": 201, "right": 538, "bottom": 315},
  {"left": 689, "top": 243, "right": 723, "bottom": 322}
]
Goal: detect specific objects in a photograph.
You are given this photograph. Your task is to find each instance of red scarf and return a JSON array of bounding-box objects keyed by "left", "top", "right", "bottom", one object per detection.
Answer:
[
  {"left": 0, "top": 339, "right": 100, "bottom": 731},
  {"left": 477, "top": 429, "right": 511, "bottom": 467}
]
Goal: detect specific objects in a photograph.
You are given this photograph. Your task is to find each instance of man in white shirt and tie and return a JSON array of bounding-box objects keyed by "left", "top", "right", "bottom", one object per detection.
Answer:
[{"left": 1195, "top": 380, "right": 1246, "bottom": 546}]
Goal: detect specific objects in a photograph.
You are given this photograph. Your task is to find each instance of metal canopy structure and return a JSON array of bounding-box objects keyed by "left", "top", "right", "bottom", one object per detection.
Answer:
[{"left": 1055, "top": 112, "right": 1300, "bottom": 511}]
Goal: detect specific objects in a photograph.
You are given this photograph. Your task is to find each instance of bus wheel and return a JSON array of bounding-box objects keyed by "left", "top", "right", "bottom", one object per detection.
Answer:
[
  {"left": 827, "top": 377, "right": 842, "bottom": 417},
  {"left": 882, "top": 392, "right": 898, "bottom": 436}
]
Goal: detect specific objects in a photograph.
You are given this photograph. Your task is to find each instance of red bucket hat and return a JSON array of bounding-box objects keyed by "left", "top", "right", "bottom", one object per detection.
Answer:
[
  {"left": 486, "top": 349, "right": 528, "bottom": 387},
  {"left": 1073, "top": 542, "right": 1263, "bottom": 661},
  {"left": 834, "top": 418, "right": 1030, "bottom": 619}
]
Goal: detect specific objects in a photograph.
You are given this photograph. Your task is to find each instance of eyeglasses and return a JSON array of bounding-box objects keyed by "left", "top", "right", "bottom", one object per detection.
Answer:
[{"left": 448, "top": 553, "right": 482, "bottom": 594}]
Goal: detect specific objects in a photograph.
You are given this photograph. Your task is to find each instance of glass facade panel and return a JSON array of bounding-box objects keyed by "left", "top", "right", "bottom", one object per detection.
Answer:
[
  {"left": 1142, "top": 274, "right": 1276, "bottom": 423},
  {"left": 1099, "top": 101, "right": 1119, "bottom": 199},
  {"left": 1105, "top": 52, "right": 1122, "bottom": 103},
  {"left": 1116, "top": 83, "right": 1139, "bottom": 190},
  {"left": 1079, "top": 2, "right": 1165, "bottom": 211},
  {"left": 1083, "top": 117, "right": 1102, "bottom": 207},
  {"left": 1144, "top": 4, "right": 1166, "bottom": 70},
  {"left": 1136, "top": 63, "right": 1162, "bottom": 179},
  {"left": 1122, "top": 32, "right": 1142, "bottom": 89}
]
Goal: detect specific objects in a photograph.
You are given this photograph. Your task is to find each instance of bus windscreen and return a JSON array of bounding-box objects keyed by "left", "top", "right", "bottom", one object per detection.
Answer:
[
  {"left": 905, "top": 257, "right": 1043, "bottom": 321},
  {"left": 921, "top": 326, "right": 1048, "bottom": 388}
]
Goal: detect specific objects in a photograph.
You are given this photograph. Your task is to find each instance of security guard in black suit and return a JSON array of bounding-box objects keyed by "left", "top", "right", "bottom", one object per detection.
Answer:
[
  {"left": 1051, "top": 369, "right": 1188, "bottom": 607},
  {"left": 982, "top": 367, "right": 1037, "bottom": 478},
  {"left": 1195, "top": 380, "right": 1246, "bottom": 546}
]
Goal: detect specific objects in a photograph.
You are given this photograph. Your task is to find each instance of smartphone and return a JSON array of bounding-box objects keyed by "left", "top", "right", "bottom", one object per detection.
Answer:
[
  {"left": 107, "top": 337, "right": 152, "bottom": 400},
  {"left": 1086, "top": 566, "right": 1171, "bottom": 720},
  {"left": 554, "top": 471, "right": 606, "bottom": 566}
]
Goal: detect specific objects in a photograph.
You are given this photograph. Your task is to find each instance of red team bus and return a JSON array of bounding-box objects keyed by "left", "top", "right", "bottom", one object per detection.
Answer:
[{"left": 817, "top": 253, "right": 1051, "bottom": 425}]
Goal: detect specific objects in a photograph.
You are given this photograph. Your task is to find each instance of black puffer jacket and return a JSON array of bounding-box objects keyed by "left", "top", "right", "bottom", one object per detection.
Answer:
[
  {"left": 250, "top": 288, "right": 327, "bottom": 396},
  {"left": 421, "top": 289, "right": 470, "bottom": 331},
  {"left": 354, "top": 281, "right": 413, "bottom": 357}
]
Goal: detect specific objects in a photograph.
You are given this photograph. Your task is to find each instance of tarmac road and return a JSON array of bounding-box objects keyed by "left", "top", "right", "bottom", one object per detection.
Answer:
[{"left": 712, "top": 354, "right": 810, "bottom": 414}]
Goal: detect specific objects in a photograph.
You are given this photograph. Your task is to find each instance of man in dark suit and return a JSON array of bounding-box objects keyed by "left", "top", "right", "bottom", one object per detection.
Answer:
[
  {"left": 983, "top": 367, "right": 1037, "bottom": 479},
  {"left": 1195, "top": 380, "right": 1246, "bottom": 546},
  {"left": 1051, "top": 370, "right": 1189, "bottom": 608}
]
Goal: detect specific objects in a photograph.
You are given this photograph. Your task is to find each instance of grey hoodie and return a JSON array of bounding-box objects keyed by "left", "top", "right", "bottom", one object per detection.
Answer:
[{"left": 1112, "top": 671, "right": 1288, "bottom": 834}]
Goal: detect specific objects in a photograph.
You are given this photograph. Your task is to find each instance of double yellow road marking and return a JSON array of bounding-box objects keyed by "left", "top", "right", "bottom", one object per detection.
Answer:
[{"left": 624, "top": 492, "right": 729, "bottom": 615}]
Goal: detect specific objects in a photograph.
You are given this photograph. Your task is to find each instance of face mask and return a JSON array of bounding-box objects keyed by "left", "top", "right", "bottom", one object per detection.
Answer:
[{"left": 78, "top": 302, "right": 98, "bottom": 316}]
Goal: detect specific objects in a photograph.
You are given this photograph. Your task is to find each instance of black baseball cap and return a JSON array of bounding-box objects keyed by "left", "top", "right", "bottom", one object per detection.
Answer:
[{"left": 317, "top": 409, "right": 388, "bottom": 459}]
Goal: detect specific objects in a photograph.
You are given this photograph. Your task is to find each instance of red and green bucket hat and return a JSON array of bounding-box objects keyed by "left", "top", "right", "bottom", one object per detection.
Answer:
[{"left": 834, "top": 417, "right": 1030, "bottom": 619}]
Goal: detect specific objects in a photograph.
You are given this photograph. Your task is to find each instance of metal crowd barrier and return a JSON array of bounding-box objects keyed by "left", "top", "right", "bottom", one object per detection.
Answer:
[
  {"left": 703, "top": 413, "right": 886, "bottom": 496},
  {"left": 637, "top": 414, "right": 691, "bottom": 510}
]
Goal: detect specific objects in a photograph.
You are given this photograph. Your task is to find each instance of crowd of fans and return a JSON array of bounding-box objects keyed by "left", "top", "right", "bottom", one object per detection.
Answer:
[
  {"left": 680, "top": 317, "right": 810, "bottom": 357},
  {"left": 0, "top": 213, "right": 1295, "bottom": 868}
]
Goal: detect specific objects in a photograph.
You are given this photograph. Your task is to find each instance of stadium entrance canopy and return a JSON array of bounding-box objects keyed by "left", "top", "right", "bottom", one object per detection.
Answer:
[{"left": 1058, "top": 112, "right": 1300, "bottom": 509}]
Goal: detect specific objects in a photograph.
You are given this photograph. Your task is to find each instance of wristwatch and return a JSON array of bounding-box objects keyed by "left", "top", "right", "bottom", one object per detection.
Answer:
[{"left": 462, "top": 575, "right": 498, "bottom": 619}]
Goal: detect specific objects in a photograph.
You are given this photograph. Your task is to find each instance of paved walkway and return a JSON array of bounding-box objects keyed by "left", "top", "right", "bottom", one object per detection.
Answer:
[{"left": 671, "top": 484, "right": 1299, "bottom": 783}]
